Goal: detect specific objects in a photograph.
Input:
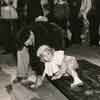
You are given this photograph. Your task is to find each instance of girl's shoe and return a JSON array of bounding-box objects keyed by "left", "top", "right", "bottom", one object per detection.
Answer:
[{"left": 71, "top": 80, "right": 83, "bottom": 88}]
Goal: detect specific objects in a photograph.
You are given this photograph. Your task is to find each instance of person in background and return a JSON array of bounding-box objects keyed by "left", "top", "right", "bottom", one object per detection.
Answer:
[
  {"left": 87, "top": 0, "right": 100, "bottom": 47},
  {"left": 79, "top": 0, "right": 92, "bottom": 45},
  {"left": 79, "top": 0, "right": 91, "bottom": 24},
  {"left": 40, "top": 0, "right": 70, "bottom": 47},
  {"left": 40, "top": 0, "right": 70, "bottom": 29},
  {"left": 68, "top": 0, "right": 82, "bottom": 45},
  {"left": 17, "top": 0, "right": 43, "bottom": 26},
  {"left": 0, "top": 0, "right": 18, "bottom": 54},
  {"left": 27, "top": 0, "right": 43, "bottom": 23},
  {"left": 40, "top": 0, "right": 54, "bottom": 22},
  {"left": 40, "top": 0, "right": 49, "bottom": 16},
  {"left": 53, "top": 0, "right": 70, "bottom": 30},
  {"left": 1, "top": 0, "right": 18, "bottom": 19},
  {"left": 17, "top": 0, "right": 27, "bottom": 27}
]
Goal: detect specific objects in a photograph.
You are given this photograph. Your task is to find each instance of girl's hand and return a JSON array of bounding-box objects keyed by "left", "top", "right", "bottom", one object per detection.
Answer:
[{"left": 51, "top": 71, "right": 63, "bottom": 80}]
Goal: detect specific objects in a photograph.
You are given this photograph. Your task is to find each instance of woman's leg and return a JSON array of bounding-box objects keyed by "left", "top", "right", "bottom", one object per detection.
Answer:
[{"left": 16, "top": 46, "right": 30, "bottom": 79}]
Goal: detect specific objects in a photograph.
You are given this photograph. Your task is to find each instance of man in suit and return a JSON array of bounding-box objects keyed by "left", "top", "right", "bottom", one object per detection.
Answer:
[
  {"left": 68, "top": 0, "right": 82, "bottom": 45},
  {"left": 87, "top": 0, "right": 100, "bottom": 46}
]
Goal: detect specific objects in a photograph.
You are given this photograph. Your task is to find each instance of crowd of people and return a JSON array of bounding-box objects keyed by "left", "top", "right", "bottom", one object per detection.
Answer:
[
  {"left": 42, "top": 0, "right": 100, "bottom": 46},
  {"left": 3, "top": 0, "right": 100, "bottom": 89}
]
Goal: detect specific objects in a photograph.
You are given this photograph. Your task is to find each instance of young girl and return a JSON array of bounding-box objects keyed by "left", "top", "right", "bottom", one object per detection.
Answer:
[{"left": 37, "top": 45, "right": 83, "bottom": 88}]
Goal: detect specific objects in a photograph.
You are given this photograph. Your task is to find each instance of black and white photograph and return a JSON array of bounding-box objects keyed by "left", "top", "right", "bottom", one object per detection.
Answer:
[{"left": 0, "top": 0, "right": 100, "bottom": 100}]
